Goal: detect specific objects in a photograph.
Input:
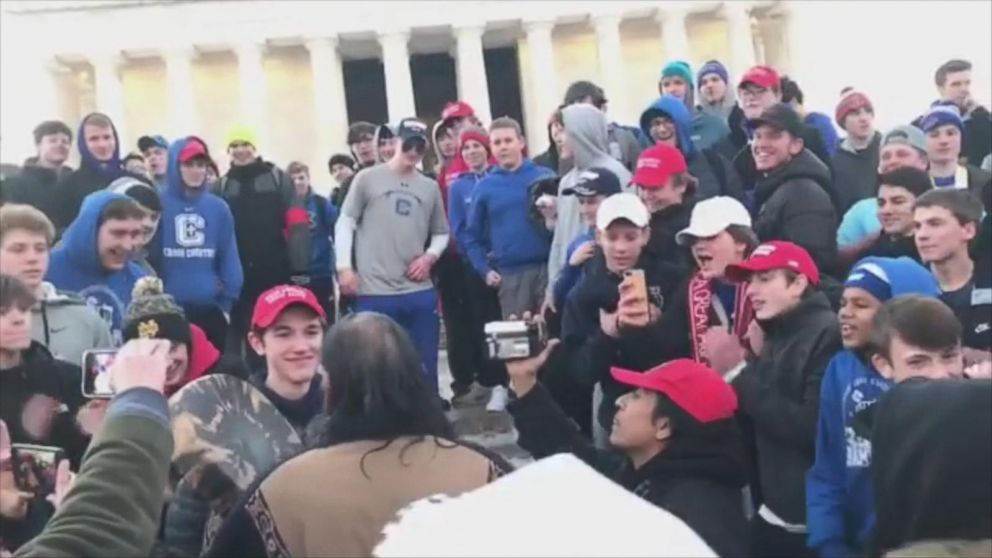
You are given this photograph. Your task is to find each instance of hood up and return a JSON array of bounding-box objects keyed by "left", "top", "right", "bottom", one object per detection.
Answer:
[
  {"left": 76, "top": 112, "right": 124, "bottom": 181},
  {"left": 165, "top": 136, "right": 214, "bottom": 199},
  {"left": 561, "top": 104, "right": 612, "bottom": 170},
  {"left": 640, "top": 95, "right": 697, "bottom": 160},
  {"left": 57, "top": 190, "right": 132, "bottom": 275}
]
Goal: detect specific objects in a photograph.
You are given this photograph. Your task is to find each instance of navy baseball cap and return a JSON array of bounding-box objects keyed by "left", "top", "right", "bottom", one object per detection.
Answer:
[
  {"left": 137, "top": 135, "right": 168, "bottom": 152},
  {"left": 562, "top": 167, "right": 622, "bottom": 197}
]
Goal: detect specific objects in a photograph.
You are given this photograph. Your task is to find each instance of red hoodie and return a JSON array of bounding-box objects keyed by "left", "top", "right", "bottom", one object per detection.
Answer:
[{"left": 166, "top": 324, "right": 220, "bottom": 397}]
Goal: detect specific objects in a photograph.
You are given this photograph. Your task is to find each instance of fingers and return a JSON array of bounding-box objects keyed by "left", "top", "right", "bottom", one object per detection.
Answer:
[{"left": 0, "top": 421, "right": 9, "bottom": 461}]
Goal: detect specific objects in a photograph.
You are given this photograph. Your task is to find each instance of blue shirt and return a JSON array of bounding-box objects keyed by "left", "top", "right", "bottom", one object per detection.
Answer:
[{"left": 837, "top": 198, "right": 881, "bottom": 248}]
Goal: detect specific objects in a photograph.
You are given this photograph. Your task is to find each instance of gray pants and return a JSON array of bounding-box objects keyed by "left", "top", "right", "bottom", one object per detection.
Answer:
[{"left": 497, "top": 264, "right": 547, "bottom": 319}]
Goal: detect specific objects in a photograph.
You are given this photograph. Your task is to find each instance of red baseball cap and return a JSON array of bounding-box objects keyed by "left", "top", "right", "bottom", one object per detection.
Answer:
[
  {"left": 178, "top": 139, "right": 207, "bottom": 163},
  {"left": 738, "top": 65, "right": 781, "bottom": 90},
  {"left": 610, "top": 359, "right": 738, "bottom": 423},
  {"left": 632, "top": 144, "right": 687, "bottom": 189},
  {"left": 725, "top": 241, "right": 820, "bottom": 285},
  {"left": 251, "top": 284, "right": 327, "bottom": 329},
  {"left": 442, "top": 101, "right": 475, "bottom": 122}
]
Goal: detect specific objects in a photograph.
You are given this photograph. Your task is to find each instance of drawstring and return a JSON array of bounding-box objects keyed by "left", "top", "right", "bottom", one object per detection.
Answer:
[{"left": 42, "top": 299, "right": 51, "bottom": 347}]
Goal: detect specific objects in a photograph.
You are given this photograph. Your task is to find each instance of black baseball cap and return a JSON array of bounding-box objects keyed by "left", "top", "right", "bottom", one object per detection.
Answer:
[
  {"left": 562, "top": 167, "right": 622, "bottom": 197},
  {"left": 751, "top": 103, "right": 804, "bottom": 137},
  {"left": 397, "top": 118, "right": 429, "bottom": 152},
  {"left": 137, "top": 135, "right": 168, "bottom": 152}
]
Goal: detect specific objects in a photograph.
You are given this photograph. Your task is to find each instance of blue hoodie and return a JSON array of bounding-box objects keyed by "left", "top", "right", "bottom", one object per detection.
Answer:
[
  {"left": 77, "top": 112, "right": 125, "bottom": 182},
  {"left": 46, "top": 191, "right": 148, "bottom": 343},
  {"left": 805, "top": 112, "right": 840, "bottom": 158},
  {"left": 158, "top": 137, "right": 243, "bottom": 313},
  {"left": 807, "top": 257, "right": 940, "bottom": 558},
  {"left": 447, "top": 167, "right": 490, "bottom": 255},
  {"left": 640, "top": 95, "right": 697, "bottom": 159},
  {"left": 301, "top": 189, "right": 338, "bottom": 278},
  {"left": 464, "top": 160, "right": 554, "bottom": 276}
]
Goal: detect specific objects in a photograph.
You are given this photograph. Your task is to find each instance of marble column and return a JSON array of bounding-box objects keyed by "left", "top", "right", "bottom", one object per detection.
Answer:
[
  {"left": 454, "top": 25, "right": 492, "bottom": 122},
  {"left": 305, "top": 36, "right": 350, "bottom": 155},
  {"left": 593, "top": 14, "right": 629, "bottom": 122},
  {"left": 90, "top": 50, "right": 128, "bottom": 147},
  {"left": 724, "top": 1, "right": 757, "bottom": 77},
  {"left": 233, "top": 41, "right": 268, "bottom": 146},
  {"left": 164, "top": 46, "right": 197, "bottom": 138},
  {"left": 379, "top": 31, "right": 416, "bottom": 123}
]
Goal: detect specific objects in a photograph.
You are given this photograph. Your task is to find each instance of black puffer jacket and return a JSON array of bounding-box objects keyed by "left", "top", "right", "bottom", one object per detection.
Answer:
[
  {"left": 1, "top": 164, "right": 71, "bottom": 232},
  {"left": 509, "top": 382, "right": 750, "bottom": 557},
  {"left": 831, "top": 132, "right": 881, "bottom": 214},
  {"left": 753, "top": 149, "right": 839, "bottom": 276},
  {"left": 644, "top": 201, "right": 694, "bottom": 280},
  {"left": 731, "top": 290, "right": 841, "bottom": 526}
]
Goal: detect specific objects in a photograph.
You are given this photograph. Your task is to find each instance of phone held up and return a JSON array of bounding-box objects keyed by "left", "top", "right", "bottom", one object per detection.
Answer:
[
  {"left": 81, "top": 348, "right": 118, "bottom": 399},
  {"left": 622, "top": 269, "right": 649, "bottom": 315},
  {"left": 10, "top": 443, "right": 64, "bottom": 499}
]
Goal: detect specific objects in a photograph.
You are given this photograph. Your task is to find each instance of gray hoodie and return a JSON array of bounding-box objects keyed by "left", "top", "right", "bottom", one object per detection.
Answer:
[
  {"left": 32, "top": 282, "right": 115, "bottom": 365},
  {"left": 546, "top": 104, "right": 633, "bottom": 301}
]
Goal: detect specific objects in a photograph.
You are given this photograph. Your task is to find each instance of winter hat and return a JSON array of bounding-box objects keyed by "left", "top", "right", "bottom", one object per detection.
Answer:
[
  {"left": 919, "top": 104, "right": 964, "bottom": 134},
  {"left": 661, "top": 60, "right": 694, "bottom": 87},
  {"left": 844, "top": 257, "right": 940, "bottom": 304},
  {"left": 458, "top": 125, "right": 490, "bottom": 154},
  {"left": 123, "top": 277, "right": 192, "bottom": 348},
  {"left": 347, "top": 121, "right": 376, "bottom": 145},
  {"left": 835, "top": 90, "right": 874, "bottom": 128},
  {"left": 696, "top": 60, "right": 729, "bottom": 88},
  {"left": 225, "top": 124, "right": 258, "bottom": 148},
  {"left": 107, "top": 175, "right": 161, "bottom": 213}
]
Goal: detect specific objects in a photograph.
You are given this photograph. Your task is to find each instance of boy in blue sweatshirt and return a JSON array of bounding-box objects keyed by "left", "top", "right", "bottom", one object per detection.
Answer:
[
  {"left": 465, "top": 117, "right": 555, "bottom": 319},
  {"left": 46, "top": 191, "right": 148, "bottom": 343},
  {"left": 806, "top": 256, "right": 940, "bottom": 558},
  {"left": 287, "top": 161, "right": 338, "bottom": 324},
  {"left": 552, "top": 167, "right": 621, "bottom": 310},
  {"left": 158, "top": 137, "right": 243, "bottom": 350}
]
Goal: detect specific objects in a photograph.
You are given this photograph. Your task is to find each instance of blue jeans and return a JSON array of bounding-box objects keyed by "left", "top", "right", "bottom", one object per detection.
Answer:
[{"left": 357, "top": 288, "right": 439, "bottom": 392}]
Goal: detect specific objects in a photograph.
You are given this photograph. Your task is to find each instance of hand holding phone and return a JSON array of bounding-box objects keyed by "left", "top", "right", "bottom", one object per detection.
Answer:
[
  {"left": 81, "top": 349, "right": 118, "bottom": 399},
  {"left": 10, "top": 444, "right": 64, "bottom": 500},
  {"left": 618, "top": 269, "right": 650, "bottom": 328}
]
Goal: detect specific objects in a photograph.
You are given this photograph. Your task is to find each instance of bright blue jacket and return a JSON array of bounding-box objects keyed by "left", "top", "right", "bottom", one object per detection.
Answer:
[
  {"left": 553, "top": 228, "right": 594, "bottom": 310},
  {"left": 806, "top": 256, "right": 940, "bottom": 557},
  {"left": 46, "top": 191, "right": 148, "bottom": 343},
  {"left": 640, "top": 95, "right": 698, "bottom": 159},
  {"left": 805, "top": 112, "right": 840, "bottom": 158},
  {"left": 447, "top": 168, "right": 490, "bottom": 256},
  {"left": 464, "top": 160, "right": 553, "bottom": 276},
  {"left": 158, "top": 138, "right": 243, "bottom": 313},
  {"left": 302, "top": 189, "right": 338, "bottom": 278}
]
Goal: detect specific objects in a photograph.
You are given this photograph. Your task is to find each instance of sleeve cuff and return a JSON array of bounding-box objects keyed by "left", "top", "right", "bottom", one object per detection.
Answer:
[
  {"left": 108, "top": 387, "right": 170, "bottom": 428},
  {"left": 723, "top": 361, "right": 747, "bottom": 383}
]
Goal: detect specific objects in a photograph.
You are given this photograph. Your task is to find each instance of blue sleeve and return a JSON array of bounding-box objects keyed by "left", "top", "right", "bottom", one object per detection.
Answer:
[
  {"left": 553, "top": 237, "right": 585, "bottom": 310},
  {"left": 326, "top": 199, "right": 338, "bottom": 277},
  {"left": 464, "top": 186, "right": 491, "bottom": 277},
  {"left": 806, "top": 359, "right": 855, "bottom": 558},
  {"left": 448, "top": 180, "right": 469, "bottom": 255},
  {"left": 216, "top": 203, "right": 243, "bottom": 313}
]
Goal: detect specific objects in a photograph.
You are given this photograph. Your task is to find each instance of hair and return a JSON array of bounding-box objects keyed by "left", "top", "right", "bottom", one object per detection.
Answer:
[
  {"left": 286, "top": 161, "right": 309, "bottom": 176},
  {"left": 82, "top": 113, "right": 113, "bottom": 129},
  {"left": 0, "top": 274, "right": 36, "bottom": 314},
  {"left": 347, "top": 121, "right": 377, "bottom": 144},
  {"left": 33, "top": 120, "right": 72, "bottom": 144},
  {"left": 206, "top": 158, "right": 219, "bottom": 177},
  {"left": 671, "top": 172, "right": 698, "bottom": 196},
  {"left": 564, "top": 80, "right": 607, "bottom": 108},
  {"left": 327, "top": 153, "right": 355, "bottom": 174},
  {"left": 867, "top": 295, "right": 961, "bottom": 360},
  {"left": 725, "top": 224, "right": 760, "bottom": 254},
  {"left": 878, "top": 167, "right": 933, "bottom": 199},
  {"left": 98, "top": 198, "right": 145, "bottom": 226},
  {"left": 122, "top": 152, "right": 145, "bottom": 166},
  {"left": 317, "top": 313, "right": 454, "bottom": 465},
  {"left": 935, "top": 59, "right": 972, "bottom": 87},
  {"left": 490, "top": 116, "right": 523, "bottom": 138},
  {"left": 780, "top": 75, "right": 804, "bottom": 105},
  {"left": 0, "top": 204, "right": 55, "bottom": 246},
  {"left": 914, "top": 189, "right": 983, "bottom": 226},
  {"left": 650, "top": 393, "right": 746, "bottom": 478}
]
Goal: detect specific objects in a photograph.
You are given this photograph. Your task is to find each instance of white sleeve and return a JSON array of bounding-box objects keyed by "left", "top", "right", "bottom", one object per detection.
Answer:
[
  {"left": 334, "top": 215, "right": 357, "bottom": 271},
  {"left": 426, "top": 233, "right": 450, "bottom": 259}
]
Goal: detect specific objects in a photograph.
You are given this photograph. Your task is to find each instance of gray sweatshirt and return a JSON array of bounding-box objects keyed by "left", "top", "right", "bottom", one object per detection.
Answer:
[
  {"left": 546, "top": 105, "right": 633, "bottom": 301},
  {"left": 32, "top": 282, "right": 115, "bottom": 365}
]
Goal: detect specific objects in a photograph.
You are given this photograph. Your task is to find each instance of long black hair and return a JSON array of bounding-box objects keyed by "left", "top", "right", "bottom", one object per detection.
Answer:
[{"left": 317, "top": 312, "right": 454, "bottom": 451}]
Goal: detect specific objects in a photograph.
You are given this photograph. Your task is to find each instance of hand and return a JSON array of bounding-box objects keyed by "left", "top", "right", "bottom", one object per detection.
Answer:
[
  {"left": 568, "top": 241, "right": 595, "bottom": 267},
  {"left": 702, "top": 327, "right": 747, "bottom": 375},
  {"left": 0, "top": 421, "right": 31, "bottom": 521},
  {"left": 964, "top": 359, "right": 992, "bottom": 380},
  {"left": 405, "top": 254, "right": 437, "bottom": 282},
  {"left": 540, "top": 296, "right": 556, "bottom": 317},
  {"left": 338, "top": 268, "right": 359, "bottom": 296},
  {"left": 45, "top": 459, "right": 74, "bottom": 510},
  {"left": 962, "top": 347, "right": 991, "bottom": 368},
  {"left": 599, "top": 309, "right": 620, "bottom": 339},
  {"left": 506, "top": 340, "right": 560, "bottom": 397},
  {"left": 744, "top": 320, "right": 766, "bottom": 356},
  {"left": 20, "top": 394, "right": 61, "bottom": 440},
  {"left": 616, "top": 275, "right": 656, "bottom": 329},
  {"left": 110, "top": 339, "right": 172, "bottom": 396},
  {"left": 76, "top": 400, "right": 110, "bottom": 437},
  {"left": 485, "top": 271, "right": 502, "bottom": 288}
]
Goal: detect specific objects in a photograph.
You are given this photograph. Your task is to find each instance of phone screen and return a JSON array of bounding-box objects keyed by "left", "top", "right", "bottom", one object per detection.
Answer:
[
  {"left": 81, "top": 349, "right": 117, "bottom": 398},
  {"left": 11, "top": 444, "right": 64, "bottom": 498},
  {"left": 622, "top": 269, "right": 649, "bottom": 315}
]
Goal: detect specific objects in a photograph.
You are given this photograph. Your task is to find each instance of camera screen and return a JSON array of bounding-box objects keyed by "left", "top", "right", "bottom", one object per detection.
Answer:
[
  {"left": 82, "top": 349, "right": 117, "bottom": 398},
  {"left": 11, "top": 444, "right": 63, "bottom": 497}
]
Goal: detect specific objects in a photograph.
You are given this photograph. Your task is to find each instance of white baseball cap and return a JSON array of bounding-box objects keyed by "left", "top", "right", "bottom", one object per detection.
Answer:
[
  {"left": 675, "top": 196, "right": 752, "bottom": 245},
  {"left": 596, "top": 193, "right": 650, "bottom": 231}
]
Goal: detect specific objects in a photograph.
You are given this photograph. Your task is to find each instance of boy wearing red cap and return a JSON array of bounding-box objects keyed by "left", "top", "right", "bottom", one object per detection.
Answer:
[
  {"left": 832, "top": 91, "right": 882, "bottom": 214},
  {"left": 704, "top": 241, "right": 841, "bottom": 558},
  {"left": 632, "top": 144, "right": 696, "bottom": 278},
  {"left": 505, "top": 350, "right": 749, "bottom": 558}
]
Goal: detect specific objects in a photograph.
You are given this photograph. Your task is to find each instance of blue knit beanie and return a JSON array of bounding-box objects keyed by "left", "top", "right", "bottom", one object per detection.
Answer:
[
  {"left": 661, "top": 60, "right": 694, "bottom": 87},
  {"left": 696, "top": 60, "right": 729, "bottom": 88},
  {"left": 845, "top": 257, "right": 941, "bottom": 303},
  {"left": 919, "top": 104, "right": 964, "bottom": 134}
]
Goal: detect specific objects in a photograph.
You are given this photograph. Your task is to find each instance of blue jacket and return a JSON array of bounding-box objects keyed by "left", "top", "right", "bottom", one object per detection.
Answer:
[
  {"left": 805, "top": 112, "right": 840, "bottom": 158},
  {"left": 302, "top": 189, "right": 338, "bottom": 278},
  {"left": 464, "top": 160, "right": 553, "bottom": 276},
  {"left": 553, "top": 228, "right": 594, "bottom": 310},
  {"left": 447, "top": 168, "right": 489, "bottom": 256},
  {"left": 46, "top": 191, "right": 148, "bottom": 343},
  {"left": 806, "top": 256, "right": 940, "bottom": 557},
  {"left": 641, "top": 95, "right": 698, "bottom": 159},
  {"left": 158, "top": 138, "right": 243, "bottom": 313}
]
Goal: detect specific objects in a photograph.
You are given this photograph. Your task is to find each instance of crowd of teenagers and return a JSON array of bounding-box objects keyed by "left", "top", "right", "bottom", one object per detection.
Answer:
[{"left": 0, "top": 54, "right": 991, "bottom": 558}]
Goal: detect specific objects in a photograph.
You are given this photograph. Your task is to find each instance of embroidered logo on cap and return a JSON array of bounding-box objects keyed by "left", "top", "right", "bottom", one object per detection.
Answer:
[{"left": 138, "top": 319, "right": 160, "bottom": 339}]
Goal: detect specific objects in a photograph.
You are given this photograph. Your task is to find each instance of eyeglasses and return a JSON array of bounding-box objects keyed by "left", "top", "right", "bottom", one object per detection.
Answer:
[{"left": 738, "top": 86, "right": 770, "bottom": 99}]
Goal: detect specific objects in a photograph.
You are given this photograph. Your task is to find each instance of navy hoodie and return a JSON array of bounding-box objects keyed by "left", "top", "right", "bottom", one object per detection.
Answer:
[
  {"left": 806, "top": 257, "right": 941, "bottom": 558},
  {"left": 158, "top": 138, "right": 243, "bottom": 313},
  {"left": 46, "top": 191, "right": 148, "bottom": 342},
  {"left": 301, "top": 188, "right": 338, "bottom": 278},
  {"left": 57, "top": 112, "right": 127, "bottom": 230},
  {"left": 464, "top": 160, "right": 554, "bottom": 276}
]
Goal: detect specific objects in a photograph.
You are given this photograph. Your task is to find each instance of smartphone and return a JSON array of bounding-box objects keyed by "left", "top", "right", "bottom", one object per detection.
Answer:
[
  {"left": 622, "top": 269, "right": 649, "bottom": 316},
  {"left": 11, "top": 443, "right": 64, "bottom": 498},
  {"left": 81, "top": 349, "right": 117, "bottom": 398}
]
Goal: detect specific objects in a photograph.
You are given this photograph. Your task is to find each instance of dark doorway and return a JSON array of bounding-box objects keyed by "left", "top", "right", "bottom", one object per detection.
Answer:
[
  {"left": 342, "top": 58, "right": 388, "bottom": 126},
  {"left": 411, "top": 53, "right": 458, "bottom": 122},
  {"left": 484, "top": 46, "right": 524, "bottom": 134}
]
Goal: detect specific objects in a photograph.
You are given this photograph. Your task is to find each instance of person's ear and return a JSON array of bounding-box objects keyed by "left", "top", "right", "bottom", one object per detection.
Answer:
[
  {"left": 247, "top": 331, "right": 265, "bottom": 357},
  {"left": 788, "top": 136, "right": 805, "bottom": 156},
  {"left": 963, "top": 222, "right": 977, "bottom": 242},
  {"left": 654, "top": 415, "right": 672, "bottom": 442},
  {"left": 872, "top": 353, "right": 895, "bottom": 380}
]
